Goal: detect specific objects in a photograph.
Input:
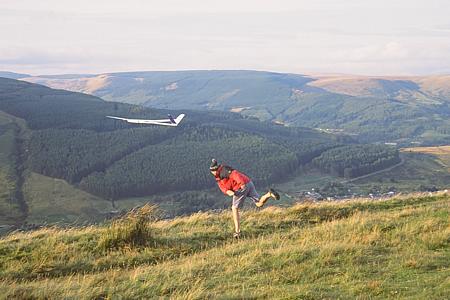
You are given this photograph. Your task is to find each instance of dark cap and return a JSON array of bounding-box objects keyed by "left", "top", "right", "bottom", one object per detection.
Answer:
[{"left": 210, "top": 158, "right": 220, "bottom": 171}]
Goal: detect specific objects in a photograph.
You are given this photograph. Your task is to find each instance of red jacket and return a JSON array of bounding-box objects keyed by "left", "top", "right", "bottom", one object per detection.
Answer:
[{"left": 215, "top": 166, "right": 251, "bottom": 195}]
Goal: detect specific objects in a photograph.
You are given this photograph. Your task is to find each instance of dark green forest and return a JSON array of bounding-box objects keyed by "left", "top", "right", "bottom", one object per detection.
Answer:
[
  {"left": 28, "top": 128, "right": 173, "bottom": 182},
  {"left": 79, "top": 133, "right": 298, "bottom": 198}
]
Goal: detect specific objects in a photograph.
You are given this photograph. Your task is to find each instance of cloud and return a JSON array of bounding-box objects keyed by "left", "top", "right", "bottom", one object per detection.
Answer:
[
  {"left": 342, "top": 42, "right": 410, "bottom": 62},
  {"left": 1, "top": 0, "right": 449, "bottom": 75},
  {"left": 380, "top": 42, "right": 409, "bottom": 59}
]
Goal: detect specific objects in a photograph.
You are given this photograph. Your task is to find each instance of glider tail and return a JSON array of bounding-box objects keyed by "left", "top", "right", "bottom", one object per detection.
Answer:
[
  {"left": 174, "top": 114, "right": 185, "bottom": 124},
  {"left": 167, "top": 114, "right": 185, "bottom": 125}
]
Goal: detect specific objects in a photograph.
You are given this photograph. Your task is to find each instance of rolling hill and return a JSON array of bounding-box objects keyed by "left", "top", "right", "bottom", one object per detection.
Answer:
[
  {"left": 0, "top": 193, "right": 448, "bottom": 298},
  {"left": 309, "top": 74, "right": 450, "bottom": 102},
  {"left": 22, "top": 70, "right": 450, "bottom": 145}
]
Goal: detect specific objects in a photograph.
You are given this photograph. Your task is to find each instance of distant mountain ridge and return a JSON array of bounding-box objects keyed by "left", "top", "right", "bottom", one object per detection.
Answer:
[
  {"left": 23, "top": 71, "right": 450, "bottom": 105},
  {"left": 309, "top": 74, "right": 450, "bottom": 103},
  {"left": 0, "top": 71, "right": 30, "bottom": 79},
  {"left": 12, "top": 70, "right": 450, "bottom": 144}
]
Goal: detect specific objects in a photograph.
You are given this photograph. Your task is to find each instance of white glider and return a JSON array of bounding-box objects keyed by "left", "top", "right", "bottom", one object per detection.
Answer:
[{"left": 106, "top": 114, "right": 185, "bottom": 127}]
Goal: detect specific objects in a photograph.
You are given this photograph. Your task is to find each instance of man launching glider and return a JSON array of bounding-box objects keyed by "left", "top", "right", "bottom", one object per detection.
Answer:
[{"left": 210, "top": 159, "right": 280, "bottom": 238}]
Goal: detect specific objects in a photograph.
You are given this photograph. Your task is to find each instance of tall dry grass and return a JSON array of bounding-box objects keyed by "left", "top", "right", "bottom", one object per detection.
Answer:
[
  {"left": 0, "top": 194, "right": 448, "bottom": 299},
  {"left": 97, "top": 204, "right": 158, "bottom": 251}
]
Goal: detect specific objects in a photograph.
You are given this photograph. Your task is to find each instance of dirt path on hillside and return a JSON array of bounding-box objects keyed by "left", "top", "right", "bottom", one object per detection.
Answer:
[{"left": 1, "top": 111, "right": 30, "bottom": 227}]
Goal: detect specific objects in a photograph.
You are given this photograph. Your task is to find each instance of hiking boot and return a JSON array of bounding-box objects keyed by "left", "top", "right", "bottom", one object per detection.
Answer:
[
  {"left": 233, "top": 231, "right": 241, "bottom": 239},
  {"left": 269, "top": 188, "right": 280, "bottom": 200}
]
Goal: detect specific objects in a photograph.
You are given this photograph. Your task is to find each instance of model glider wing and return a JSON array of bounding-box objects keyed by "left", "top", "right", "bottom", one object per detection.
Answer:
[{"left": 106, "top": 114, "right": 185, "bottom": 126}]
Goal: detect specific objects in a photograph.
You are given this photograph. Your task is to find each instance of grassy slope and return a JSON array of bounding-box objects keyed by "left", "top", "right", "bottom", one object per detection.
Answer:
[
  {"left": 0, "top": 193, "right": 449, "bottom": 299},
  {"left": 23, "top": 172, "right": 112, "bottom": 224},
  {"left": 403, "top": 146, "right": 450, "bottom": 172}
]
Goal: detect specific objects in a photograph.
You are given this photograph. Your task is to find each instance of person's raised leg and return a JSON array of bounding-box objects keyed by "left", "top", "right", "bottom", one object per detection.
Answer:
[
  {"left": 255, "top": 192, "right": 272, "bottom": 207},
  {"left": 255, "top": 188, "right": 280, "bottom": 207}
]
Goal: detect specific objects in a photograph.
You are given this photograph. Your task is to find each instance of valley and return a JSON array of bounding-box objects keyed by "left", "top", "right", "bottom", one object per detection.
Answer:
[{"left": 0, "top": 75, "right": 449, "bottom": 228}]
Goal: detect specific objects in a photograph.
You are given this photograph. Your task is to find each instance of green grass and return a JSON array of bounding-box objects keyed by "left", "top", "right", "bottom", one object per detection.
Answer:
[
  {"left": 0, "top": 193, "right": 449, "bottom": 299},
  {"left": 23, "top": 172, "right": 113, "bottom": 224}
]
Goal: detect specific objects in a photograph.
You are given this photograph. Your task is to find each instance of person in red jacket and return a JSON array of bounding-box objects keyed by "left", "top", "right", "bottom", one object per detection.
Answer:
[{"left": 210, "top": 158, "right": 280, "bottom": 238}]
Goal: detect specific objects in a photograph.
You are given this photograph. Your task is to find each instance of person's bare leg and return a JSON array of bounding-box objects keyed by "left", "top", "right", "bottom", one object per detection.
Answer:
[
  {"left": 232, "top": 206, "right": 240, "bottom": 233},
  {"left": 255, "top": 192, "right": 272, "bottom": 207}
]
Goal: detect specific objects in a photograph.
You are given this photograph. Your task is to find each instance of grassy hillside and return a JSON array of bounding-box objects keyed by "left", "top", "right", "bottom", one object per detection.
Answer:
[
  {"left": 23, "top": 172, "right": 112, "bottom": 224},
  {"left": 308, "top": 75, "right": 450, "bottom": 102},
  {"left": 22, "top": 70, "right": 450, "bottom": 144},
  {"left": 0, "top": 193, "right": 448, "bottom": 299},
  {"left": 402, "top": 146, "right": 450, "bottom": 171}
]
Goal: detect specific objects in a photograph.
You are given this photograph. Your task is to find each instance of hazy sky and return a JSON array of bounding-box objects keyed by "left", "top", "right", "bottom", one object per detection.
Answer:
[{"left": 1, "top": 0, "right": 449, "bottom": 75}]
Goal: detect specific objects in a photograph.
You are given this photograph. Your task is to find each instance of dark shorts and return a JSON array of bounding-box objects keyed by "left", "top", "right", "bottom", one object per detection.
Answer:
[{"left": 232, "top": 181, "right": 260, "bottom": 209}]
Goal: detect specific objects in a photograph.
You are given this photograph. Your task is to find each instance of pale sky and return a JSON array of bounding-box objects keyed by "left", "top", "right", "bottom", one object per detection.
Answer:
[{"left": 1, "top": 0, "right": 449, "bottom": 75}]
